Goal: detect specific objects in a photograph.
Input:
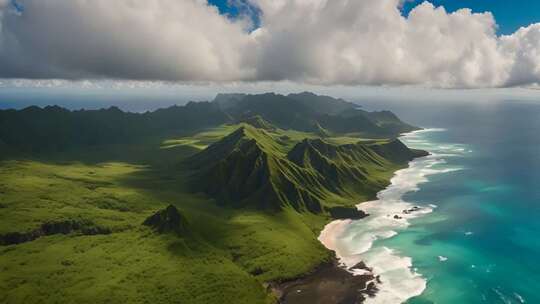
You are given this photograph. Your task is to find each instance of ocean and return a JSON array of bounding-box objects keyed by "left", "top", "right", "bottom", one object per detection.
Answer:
[{"left": 321, "top": 100, "right": 540, "bottom": 303}]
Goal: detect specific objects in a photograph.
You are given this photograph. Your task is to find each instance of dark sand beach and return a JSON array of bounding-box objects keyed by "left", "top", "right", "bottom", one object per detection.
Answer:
[{"left": 275, "top": 257, "right": 378, "bottom": 304}]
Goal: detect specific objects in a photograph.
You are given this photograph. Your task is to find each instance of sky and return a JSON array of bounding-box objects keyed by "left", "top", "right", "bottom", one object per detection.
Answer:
[
  {"left": 1, "top": 0, "right": 540, "bottom": 109},
  {"left": 209, "top": 0, "right": 540, "bottom": 35},
  {"left": 401, "top": 0, "right": 540, "bottom": 35}
]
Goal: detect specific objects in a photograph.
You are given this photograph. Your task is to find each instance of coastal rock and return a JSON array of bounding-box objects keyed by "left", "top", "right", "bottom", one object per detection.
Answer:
[
  {"left": 394, "top": 215, "right": 402, "bottom": 220},
  {"left": 143, "top": 205, "right": 188, "bottom": 235},
  {"left": 350, "top": 261, "right": 373, "bottom": 273},
  {"left": 276, "top": 257, "right": 376, "bottom": 304},
  {"left": 365, "top": 281, "right": 379, "bottom": 297},
  {"left": 403, "top": 206, "right": 421, "bottom": 214},
  {"left": 327, "top": 206, "right": 369, "bottom": 220}
]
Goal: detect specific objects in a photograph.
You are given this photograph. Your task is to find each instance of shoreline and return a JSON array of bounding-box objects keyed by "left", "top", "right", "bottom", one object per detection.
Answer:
[
  {"left": 275, "top": 175, "right": 424, "bottom": 303},
  {"left": 272, "top": 254, "right": 379, "bottom": 304},
  {"left": 275, "top": 129, "right": 440, "bottom": 303},
  {"left": 315, "top": 129, "right": 451, "bottom": 304}
]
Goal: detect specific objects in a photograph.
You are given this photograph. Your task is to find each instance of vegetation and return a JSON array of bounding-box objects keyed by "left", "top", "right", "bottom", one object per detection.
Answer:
[
  {"left": 188, "top": 124, "right": 425, "bottom": 212},
  {"left": 0, "top": 92, "right": 416, "bottom": 156},
  {"left": 0, "top": 92, "right": 424, "bottom": 303}
]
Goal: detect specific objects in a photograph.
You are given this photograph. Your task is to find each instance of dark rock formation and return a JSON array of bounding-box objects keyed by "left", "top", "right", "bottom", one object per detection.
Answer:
[
  {"left": 143, "top": 205, "right": 188, "bottom": 235},
  {"left": 403, "top": 206, "right": 421, "bottom": 214},
  {"left": 327, "top": 206, "right": 369, "bottom": 220},
  {"left": 0, "top": 219, "right": 111, "bottom": 246},
  {"left": 350, "top": 261, "right": 373, "bottom": 272},
  {"left": 275, "top": 257, "right": 378, "bottom": 304}
]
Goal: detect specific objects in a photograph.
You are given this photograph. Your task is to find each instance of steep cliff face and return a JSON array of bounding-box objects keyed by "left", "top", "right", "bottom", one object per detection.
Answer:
[
  {"left": 188, "top": 126, "right": 323, "bottom": 212},
  {"left": 368, "top": 139, "right": 429, "bottom": 163}
]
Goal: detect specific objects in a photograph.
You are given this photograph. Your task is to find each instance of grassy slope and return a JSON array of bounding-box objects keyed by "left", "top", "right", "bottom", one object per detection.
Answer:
[
  {"left": 0, "top": 124, "right": 408, "bottom": 304},
  {"left": 190, "top": 125, "right": 406, "bottom": 211}
]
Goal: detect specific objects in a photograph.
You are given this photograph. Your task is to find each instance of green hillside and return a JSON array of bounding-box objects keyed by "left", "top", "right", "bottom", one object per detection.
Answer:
[
  {"left": 188, "top": 126, "right": 324, "bottom": 212},
  {"left": 0, "top": 93, "right": 426, "bottom": 304},
  {"left": 0, "top": 92, "right": 415, "bottom": 157},
  {"left": 0, "top": 102, "right": 229, "bottom": 155},
  {"left": 189, "top": 125, "right": 426, "bottom": 213},
  {"left": 237, "top": 115, "right": 276, "bottom": 131}
]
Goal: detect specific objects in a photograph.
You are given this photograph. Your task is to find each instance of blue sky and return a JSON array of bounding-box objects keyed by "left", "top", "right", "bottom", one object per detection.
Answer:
[
  {"left": 208, "top": 0, "right": 260, "bottom": 28},
  {"left": 210, "top": 0, "right": 540, "bottom": 35},
  {"left": 402, "top": 0, "right": 540, "bottom": 35}
]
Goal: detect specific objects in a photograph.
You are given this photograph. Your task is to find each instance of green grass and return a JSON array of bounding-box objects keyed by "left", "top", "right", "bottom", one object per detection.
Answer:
[
  {"left": 0, "top": 231, "right": 269, "bottom": 304},
  {"left": 158, "top": 124, "right": 370, "bottom": 154},
  {"left": 0, "top": 124, "right": 409, "bottom": 303},
  {"left": 0, "top": 158, "right": 323, "bottom": 303}
]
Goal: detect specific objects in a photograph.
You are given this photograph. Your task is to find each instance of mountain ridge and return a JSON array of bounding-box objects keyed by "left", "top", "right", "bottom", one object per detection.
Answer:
[
  {"left": 0, "top": 92, "right": 417, "bottom": 156},
  {"left": 188, "top": 125, "right": 426, "bottom": 213}
]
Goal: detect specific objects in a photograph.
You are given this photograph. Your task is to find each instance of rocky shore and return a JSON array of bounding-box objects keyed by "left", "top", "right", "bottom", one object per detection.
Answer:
[
  {"left": 274, "top": 146, "right": 430, "bottom": 304},
  {"left": 273, "top": 210, "right": 378, "bottom": 304},
  {"left": 273, "top": 256, "right": 378, "bottom": 304}
]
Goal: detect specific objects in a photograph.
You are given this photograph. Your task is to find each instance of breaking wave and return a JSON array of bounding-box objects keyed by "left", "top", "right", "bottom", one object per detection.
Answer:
[{"left": 319, "top": 128, "right": 466, "bottom": 304}]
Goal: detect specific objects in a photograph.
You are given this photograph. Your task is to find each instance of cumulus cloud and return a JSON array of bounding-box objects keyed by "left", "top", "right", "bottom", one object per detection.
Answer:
[
  {"left": 252, "top": 0, "right": 509, "bottom": 87},
  {"left": 500, "top": 24, "right": 540, "bottom": 87},
  {"left": 0, "top": 0, "right": 256, "bottom": 81},
  {"left": 0, "top": 0, "right": 540, "bottom": 88}
]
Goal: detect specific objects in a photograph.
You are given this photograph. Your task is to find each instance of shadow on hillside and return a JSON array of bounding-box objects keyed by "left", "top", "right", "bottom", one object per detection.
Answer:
[{"left": 0, "top": 137, "right": 200, "bottom": 166}]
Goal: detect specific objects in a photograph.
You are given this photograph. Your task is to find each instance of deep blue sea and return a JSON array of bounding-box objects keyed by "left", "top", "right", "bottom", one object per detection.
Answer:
[{"left": 324, "top": 100, "right": 540, "bottom": 303}]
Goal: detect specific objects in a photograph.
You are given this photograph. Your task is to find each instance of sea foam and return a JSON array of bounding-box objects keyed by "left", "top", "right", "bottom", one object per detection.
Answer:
[{"left": 319, "top": 129, "right": 464, "bottom": 304}]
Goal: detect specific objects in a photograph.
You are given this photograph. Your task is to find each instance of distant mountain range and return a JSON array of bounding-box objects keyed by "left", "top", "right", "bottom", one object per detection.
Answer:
[
  {"left": 215, "top": 92, "right": 417, "bottom": 136},
  {"left": 0, "top": 92, "right": 417, "bottom": 155}
]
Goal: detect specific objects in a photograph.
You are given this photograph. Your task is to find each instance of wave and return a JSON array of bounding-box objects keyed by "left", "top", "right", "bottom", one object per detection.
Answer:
[{"left": 319, "top": 128, "right": 464, "bottom": 304}]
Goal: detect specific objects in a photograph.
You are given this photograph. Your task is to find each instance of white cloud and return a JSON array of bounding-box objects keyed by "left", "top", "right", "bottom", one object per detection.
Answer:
[
  {"left": 500, "top": 24, "right": 540, "bottom": 87},
  {"left": 251, "top": 0, "right": 514, "bottom": 88},
  {"left": 0, "top": 0, "right": 256, "bottom": 81},
  {"left": 1, "top": 0, "right": 540, "bottom": 88}
]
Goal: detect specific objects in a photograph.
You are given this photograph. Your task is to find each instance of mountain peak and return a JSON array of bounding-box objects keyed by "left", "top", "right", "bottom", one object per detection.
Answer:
[{"left": 238, "top": 115, "right": 276, "bottom": 131}]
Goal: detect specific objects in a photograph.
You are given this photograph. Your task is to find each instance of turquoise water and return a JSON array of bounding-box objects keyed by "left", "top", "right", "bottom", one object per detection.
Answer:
[
  {"left": 399, "top": 127, "right": 539, "bottom": 303},
  {"left": 329, "top": 101, "right": 540, "bottom": 303},
  {"left": 391, "top": 102, "right": 540, "bottom": 303}
]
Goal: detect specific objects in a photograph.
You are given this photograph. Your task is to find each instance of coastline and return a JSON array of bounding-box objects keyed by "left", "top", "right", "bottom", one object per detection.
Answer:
[
  {"left": 275, "top": 130, "right": 435, "bottom": 303},
  {"left": 274, "top": 160, "right": 418, "bottom": 304},
  {"left": 273, "top": 254, "right": 379, "bottom": 304},
  {"left": 316, "top": 128, "right": 456, "bottom": 304}
]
